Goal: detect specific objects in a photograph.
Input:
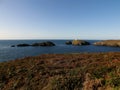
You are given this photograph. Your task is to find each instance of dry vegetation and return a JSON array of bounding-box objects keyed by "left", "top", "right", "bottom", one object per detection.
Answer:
[{"left": 0, "top": 52, "right": 120, "bottom": 90}]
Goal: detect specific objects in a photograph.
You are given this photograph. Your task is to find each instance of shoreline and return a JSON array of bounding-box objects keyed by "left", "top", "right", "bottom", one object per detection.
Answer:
[{"left": 2, "top": 51, "right": 120, "bottom": 62}]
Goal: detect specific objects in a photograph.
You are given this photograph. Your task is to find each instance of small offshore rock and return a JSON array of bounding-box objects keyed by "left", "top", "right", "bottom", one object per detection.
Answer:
[
  {"left": 72, "top": 40, "right": 90, "bottom": 46},
  {"left": 11, "top": 45, "right": 15, "bottom": 47},
  {"left": 65, "top": 41, "right": 72, "bottom": 45},
  {"left": 17, "top": 44, "right": 30, "bottom": 47}
]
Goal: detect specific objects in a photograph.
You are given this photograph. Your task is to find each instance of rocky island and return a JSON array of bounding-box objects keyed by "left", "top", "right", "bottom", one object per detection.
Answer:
[
  {"left": 72, "top": 40, "right": 90, "bottom": 46},
  {"left": 32, "top": 41, "right": 55, "bottom": 46},
  {"left": 11, "top": 41, "right": 55, "bottom": 47},
  {"left": 94, "top": 40, "right": 120, "bottom": 47}
]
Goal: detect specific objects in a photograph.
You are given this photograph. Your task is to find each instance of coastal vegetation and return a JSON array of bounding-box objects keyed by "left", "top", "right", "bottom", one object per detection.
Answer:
[{"left": 0, "top": 52, "right": 120, "bottom": 90}]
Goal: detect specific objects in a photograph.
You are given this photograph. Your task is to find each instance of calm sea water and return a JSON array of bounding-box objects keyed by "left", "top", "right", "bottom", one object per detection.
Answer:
[{"left": 0, "top": 40, "right": 120, "bottom": 62}]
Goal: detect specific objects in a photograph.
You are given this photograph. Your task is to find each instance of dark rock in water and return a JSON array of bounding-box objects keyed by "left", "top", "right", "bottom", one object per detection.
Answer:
[
  {"left": 11, "top": 45, "right": 15, "bottom": 47},
  {"left": 65, "top": 41, "right": 72, "bottom": 45},
  {"left": 72, "top": 40, "right": 90, "bottom": 46},
  {"left": 32, "top": 41, "right": 55, "bottom": 46},
  {"left": 17, "top": 44, "right": 30, "bottom": 47},
  {"left": 93, "top": 40, "right": 120, "bottom": 47}
]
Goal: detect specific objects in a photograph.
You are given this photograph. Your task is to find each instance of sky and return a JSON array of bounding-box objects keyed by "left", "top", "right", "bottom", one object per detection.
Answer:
[{"left": 0, "top": 0, "right": 120, "bottom": 40}]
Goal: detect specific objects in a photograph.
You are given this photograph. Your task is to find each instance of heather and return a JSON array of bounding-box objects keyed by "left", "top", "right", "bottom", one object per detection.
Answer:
[{"left": 0, "top": 52, "right": 120, "bottom": 90}]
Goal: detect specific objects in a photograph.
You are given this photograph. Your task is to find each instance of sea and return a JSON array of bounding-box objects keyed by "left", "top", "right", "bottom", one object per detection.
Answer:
[{"left": 0, "top": 40, "right": 120, "bottom": 62}]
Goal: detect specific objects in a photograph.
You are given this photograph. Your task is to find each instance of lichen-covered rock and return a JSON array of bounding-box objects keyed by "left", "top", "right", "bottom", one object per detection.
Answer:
[
  {"left": 93, "top": 40, "right": 120, "bottom": 47},
  {"left": 65, "top": 41, "right": 72, "bottom": 45},
  {"left": 72, "top": 40, "right": 90, "bottom": 46},
  {"left": 32, "top": 41, "right": 55, "bottom": 46}
]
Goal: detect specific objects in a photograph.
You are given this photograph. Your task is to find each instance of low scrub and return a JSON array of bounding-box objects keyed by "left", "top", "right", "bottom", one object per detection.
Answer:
[{"left": 0, "top": 52, "right": 120, "bottom": 90}]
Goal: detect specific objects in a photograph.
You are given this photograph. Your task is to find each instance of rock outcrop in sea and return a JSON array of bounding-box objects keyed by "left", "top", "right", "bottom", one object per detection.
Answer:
[
  {"left": 72, "top": 40, "right": 90, "bottom": 46},
  {"left": 17, "top": 44, "right": 31, "bottom": 47},
  {"left": 65, "top": 41, "right": 72, "bottom": 45},
  {"left": 13, "top": 41, "right": 55, "bottom": 47},
  {"left": 93, "top": 40, "right": 120, "bottom": 47},
  {"left": 32, "top": 41, "right": 55, "bottom": 46},
  {"left": 11, "top": 45, "right": 15, "bottom": 47}
]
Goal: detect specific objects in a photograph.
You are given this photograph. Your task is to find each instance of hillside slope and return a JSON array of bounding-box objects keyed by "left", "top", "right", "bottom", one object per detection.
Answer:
[{"left": 0, "top": 52, "right": 120, "bottom": 90}]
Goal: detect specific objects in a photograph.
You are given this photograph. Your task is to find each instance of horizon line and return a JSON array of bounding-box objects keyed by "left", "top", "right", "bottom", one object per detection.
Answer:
[{"left": 0, "top": 38, "right": 118, "bottom": 40}]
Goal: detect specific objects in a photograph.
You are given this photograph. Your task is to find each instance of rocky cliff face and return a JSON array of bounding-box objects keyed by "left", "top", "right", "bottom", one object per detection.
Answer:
[{"left": 94, "top": 40, "right": 120, "bottom": 47}]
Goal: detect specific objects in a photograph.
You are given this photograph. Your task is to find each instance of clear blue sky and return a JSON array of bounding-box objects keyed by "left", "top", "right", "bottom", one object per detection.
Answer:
[{"left": 0, "top": 0, "right": 120, "bottom": 39}]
